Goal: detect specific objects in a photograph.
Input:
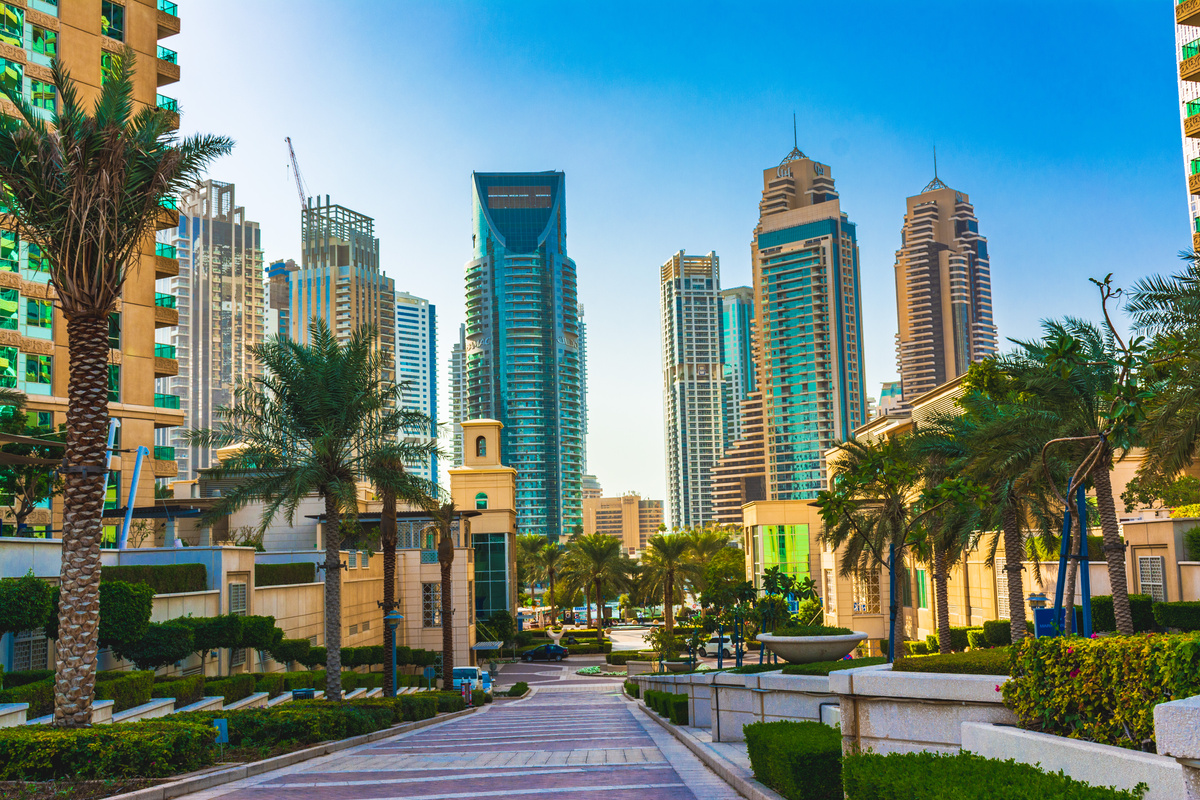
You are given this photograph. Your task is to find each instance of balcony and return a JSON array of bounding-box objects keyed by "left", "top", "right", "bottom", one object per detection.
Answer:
[
  {"left": 156, "top": 94, "right": 179, "bottom": 130},
  {"left": 155, "top": 292, "right": 176, "bottom": 309},
  {"left": 1183, "top": 39, "right": 1200, "bottom": 83},
  {"left": 1180, "top": 0, "right": 1200, "bottom": 27},
  {"left": 156, "top": 46, "right": 179, "bottom": 86},
  {"left": 154, "top": 392, "right": 180, "bottom": 409},
  {"left": 156, "top": 196, "right": 179, "bottom": 230},
  {"left": 154, "top": 445, "right": 175, "bottom": 460},
  {"left": 1191, "top": 160, "right": 1200, "bottom": 197},
  {"left": 154, "top": 302, "right": 178, "bottom": 329},
  {"left": 154, "top": 243, "right": 179, "bottom": 279},
  {"left": 157, "top": 0, "right": 181, "bottom": 38},
  {"left": 154, "top": 343, "right": 176, "bottom": 358}
]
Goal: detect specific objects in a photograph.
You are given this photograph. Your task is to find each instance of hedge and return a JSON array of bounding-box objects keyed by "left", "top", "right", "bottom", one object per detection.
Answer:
[
  {"left": 1004, "top": 633, "right": 1200, "bottom": 748},
  {"left": 505, "top": 681, "right": 529, "bottom": 697},
  {"left": 902, "top": 640, "right": 929, "bottom": 656},
  {"left": 0, "top": 573, "right": 52, "bottom": 636},
  {"left": 94, "top": 670, "right": 154, "bottom": 711},
  {"left": 152, "top": 675, "right": 206, "bottom": 709},
  {"left": 1089, "top": 595, "right": 1156, "bottom": 633},
  {"left": 744, "top": 720, "right": 842, "bottom": 800},
  {"left": 893, "top": 648, "right": 1011, "bottom": 676},
  {"left": 204, "top": 674, "right": 257, "bottom": 705},
  {"left": 983, "top": 619, "right": 1033, "bottom": 647},
  {"left": 181, "top": 614, "right": 244, "bottom": 653},
  {"left": 842, "top": 751, "right": 1147, "bottom": 799},
  {"left": 623, "top": 680, "right": 639, "bottom": 699},
  {"left": 772, "top": 625, "right": 853, "bottom": 637},
  {"left": 253, "top": 672, "right": 285, "bottom": 698},
  {"left": 46, "top": 581, "right": 155, "bottom": 649},
  {"left": 0, "top": 668, "right": 53, "bottom": 689},
  {"left": 0, "top": 721, "right": 215, "bottom": 780},
  {"left": 270, "top": 638, "right": 312, "bottom": 666},
  {"left": 667, "top": 693, "right": 687, "bottom": 724},
  {"left": 428, "top": 691, "right": 466, "bottom": 713},
  {"left": 112, "top": 619, "right": 194, "bottom": 670},
  {"left": 1152, "top": 601, "right": 1200, "bottom": 631},
  {"left": 471, "top": 689, "right": 491, "bottom": 706},
  {"left": 101, "top": 564, "right": 207, "bottom": 595},
  {"left": 780, "top": 657, "right": 887, "bottom": 676},
  {"left": 255, "top": 562, "right": 316, "bottom": 587},
  {"left": 0, "top": 678, "right": 52, "bottom": 717},
  {"left": 967, "top": 630, "right": 988, "bottom": 650},
  {"left": 240, "top": 615, "right": 283, "bottom": 652},
  {"left": 925, "top": 626, "right": 981, "bottom": 653},
  {"left": 399, "top": 693, "right": 438, "bottom": 721},
  {"left": 177, "top": 703, "right": 393, "bottom": 749}
]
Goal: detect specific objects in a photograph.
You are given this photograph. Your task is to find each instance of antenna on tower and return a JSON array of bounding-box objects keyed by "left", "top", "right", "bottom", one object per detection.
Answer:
[
  {"left": 933, "top": 145, "right": 938, "bottom": 180},
  {"left": 922, "top": 144, "right": 947, "bottom": 192},
  {"left": 793, "top": 112, "right": 797, "bottom": 148}
]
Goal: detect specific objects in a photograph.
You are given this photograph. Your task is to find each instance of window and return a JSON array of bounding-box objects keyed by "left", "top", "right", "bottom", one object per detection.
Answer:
[
  {"left": 30, "top": 80, "right": 54, "bottom": 112},
  {"left": 100, "top": 52, "right": 120, "bottom": 85},
  {"left": 0, "top": 231, "right": 14, "bottom": 272},
  {"left": 0, "top": 4, "right": 22, "bottom": 48},
  {"left": 362, "top": 620, "right": 370, "bottom": 631},
  {"left": 0, "top": 345, "right": 15, "bottom": 387},
  {"left": 349, "top": 624, "right": 358, "bottom": 636},
  {"left": 26, "top": 242, "right": 49, "bottom": 274},
  {"left": 107, "top": 363, "right": 119, "bottom": 402},
  {"left": 347, "top": 550, "right": 357, "bottom": 569},
  {"left": 13, "top": 629, "right": 47, "bottom": 671},
  {"left": 823, "top": 569, "right": 835, "bottom": 612},
  {"left": 108, "top": 313, "right": 120, "bottom": 349},
  {"left": 852, "top": 570, "right": 881, "bottom": 614},
  {"left": 0, "top": 59, "right": 20, "bottom": 97},
  {"left": 100, "top": 1, "right": 124, "bottom": 41},
  {"left": 422, "top": 582, "right": 441, "bottom": 627},
  {"left": 475, "top": 492, "right": 488, "bottom": 510},
  {"left": 26, "top": 298, "right": 51, "bottom": 330},
  {"left": 916, "top": 568, "right": 929, "bottom": 610},
  {"left": 1138, "top": 556, "right": 1167, "bottom": 603},
  {"left": 360, "top": 551, "right": 369, "bottom": 569},
  {"left": 229, "top": 581, "right": 247, "bottom": 615},
  {"left": 0, "top": 287, "right": 16, "bottom": 330},
  {"left": 475, "top": 435, "right": 486, "bottom": 457},
  {"left": 24, "top": 354, "right": 50, "bottom": 389},
  {"left": 32, "top": 26, "right": 56, "bottom": 58}
]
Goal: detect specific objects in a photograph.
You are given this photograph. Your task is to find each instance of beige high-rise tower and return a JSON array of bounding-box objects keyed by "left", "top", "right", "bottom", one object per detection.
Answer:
[{"left": 893, "top": 172, "right": 997, "bottom": 402}]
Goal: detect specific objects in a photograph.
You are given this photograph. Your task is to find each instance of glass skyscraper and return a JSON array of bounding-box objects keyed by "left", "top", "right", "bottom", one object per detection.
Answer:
[
  {"left": 395, "top": 292, "right": 437, "bottom": 488},
  {"left": 464, "top": 172, "right": 583, "bottom": 541}
]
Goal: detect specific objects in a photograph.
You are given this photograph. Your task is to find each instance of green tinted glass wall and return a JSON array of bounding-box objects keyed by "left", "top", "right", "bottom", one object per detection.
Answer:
[
  {"left": 473, "top": 533, "right": 509, "bottom": 622},
  {"left": 757, "top": 524, "right": 810, "bottom": 582}
]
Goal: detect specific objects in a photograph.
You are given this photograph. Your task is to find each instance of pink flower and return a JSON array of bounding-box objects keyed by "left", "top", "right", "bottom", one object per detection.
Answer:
[
  {"left": 995, "top": 685, "right": 1002, "bottom": 692},
  {"left": 1066, "top": 647, "right": 1074, "bottom": 655},
  {"left": 1069, "top": 669, "right": 1079, "bottom": 678},
  {"left": 1090, "top": 634, "right": 1098, "bottom": 639}
]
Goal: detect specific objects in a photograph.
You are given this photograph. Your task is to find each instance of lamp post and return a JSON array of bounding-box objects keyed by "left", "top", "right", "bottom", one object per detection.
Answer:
[{"left": 384, "top": 612, "right": 404, "bottom": 698}]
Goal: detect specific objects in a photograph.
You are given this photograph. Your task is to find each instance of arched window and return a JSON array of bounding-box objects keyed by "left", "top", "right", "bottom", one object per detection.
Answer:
[
  {"left": 475, "top": 492, "right": 488, "bottom": 510},
  {"left": 475, "top": 435, "right": 486, "bottom": 458}
]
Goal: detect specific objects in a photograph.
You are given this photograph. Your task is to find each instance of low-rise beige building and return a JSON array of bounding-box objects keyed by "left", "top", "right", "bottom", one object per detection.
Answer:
[{"left": 583, "top": 492, "right": 664, "bottom": 554}]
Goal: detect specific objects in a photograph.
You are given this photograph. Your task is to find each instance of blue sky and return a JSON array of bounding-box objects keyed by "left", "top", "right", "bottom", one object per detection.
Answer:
[{"left": 176, "top": 1, "right": 1186, "bottom": 509}]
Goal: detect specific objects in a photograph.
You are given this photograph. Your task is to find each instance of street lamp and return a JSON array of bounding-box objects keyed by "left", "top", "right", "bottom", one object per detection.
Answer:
[{"left": 384, "top": 612, "right": 404, "bottom": 698}]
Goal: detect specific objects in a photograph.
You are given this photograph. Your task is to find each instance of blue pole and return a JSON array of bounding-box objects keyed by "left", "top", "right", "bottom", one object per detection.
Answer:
[
  {"left": 99, "top": 419, "right": 119, "bottom": 528},
  {"left": 1077, "top": 483, "right": 1093, "bottom": 638},
  {"left": 117, "top": 446, "right": 148, "bottom": 549},
  {"left": 716, "top": 622, "right": 723, "bottom": 670},
  {"left": 887, "top": 544, "right": 897, "bottom": 662},
  {"left": 1052, "top": 478, "right": 1074, "bottom": 633}
]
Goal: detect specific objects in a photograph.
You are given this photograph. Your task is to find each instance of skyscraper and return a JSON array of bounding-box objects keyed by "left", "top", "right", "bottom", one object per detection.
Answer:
[
  {"left": 395, "top": 292, "right": 437, "bottom": 488},
  {"left": 464, "top": 172, "right": 583, "bottom": 540},
  {"left": 156, "top": 180, "right": 265, "bottom": 479},
  {"left": 893, "top": 175, "right": 997, "bottom": 401},
  {"left": 752, "top": 144, "right": 867, "bottom": 501},
  {"left": 660, "top": 250, "right": 725, "bottom": 528},
  {"left": 449, "top": 323, "right": 466, "bottom": 468},
  {"left": 1177, "top": 4, "right": 1200, "bottom": 244},
  {"left": 720, "top": 286, "right": 756, "bottom": 444},
  {"left": 287, "top": 196, "right": 395, "bottom": 384},
  {"left": 267, "top": 259, "right": 297, "bottom": 338}
]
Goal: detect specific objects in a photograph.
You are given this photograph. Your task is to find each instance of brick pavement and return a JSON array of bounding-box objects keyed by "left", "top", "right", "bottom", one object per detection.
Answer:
[{"left": 177, "top": 681, "right": 741, "bottom": 800}]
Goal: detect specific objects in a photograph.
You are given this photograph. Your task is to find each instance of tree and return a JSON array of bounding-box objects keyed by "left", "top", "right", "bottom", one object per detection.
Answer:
[
  {"left": 0, "top": 407, "right": 64, "bottom": 534},
  {"left": 703, "top": 547, "right": 747, "bottom": 598},
  {"left": 640, "top": 533, "right": 701, "bottom": 637},
  {"left": 112, "top": 619, "right": 194, "bottom": 671},
  {"left": 516, "top": 533, "right": 547, "bottom": 606},
  {"left": 532, "top": 542, "right": 563, "bottom": 623},
  {"left": 421, "top": 500, "right": 459, "bottom": 686},
  {"left": 1121, "top": 473, "right": 1200, "bottom": 513},
  {"left": 682, "top": 526, "right": 736, "bottom": 594},
  {"left": 189, "top": 321, "right": 406, "bottom": 700},
  {"left": 0, "top": 572, "right": 53, "bottom": 636},
  {"left": 0, "top": 53, "right": 230, "bottom": 724},
  {"left": 561, "top": 533, "right": 633, "bottom": 638}
]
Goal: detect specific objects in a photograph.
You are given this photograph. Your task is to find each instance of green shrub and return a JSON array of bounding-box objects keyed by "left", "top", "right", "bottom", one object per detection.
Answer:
[
  {"left": 101, "top": 564, "right": 207, "bottom": 595},
  {"left": 606, "top": 651, "right": 648, "bottom": 665},
  {"left": 180, "top": 614, "right": 245, "bottom": 653},
  {"left": 253, "top": 672, "right": 285, "bottom": 698},
  {"left": 0, "top": 678, "right": 52, "bottom": 717},
  {"left": 112, "top": 619, "right": 195, "bottom": 670},
  {"left": 0, "top": 573, "right": 52, "bottom": 636},
  {"left": 471, "top": 689, "right": 488, "bottom": 706},
  {"left": 395, "top": 645, "right": 413, "bottom": 666},
  {"left": 152, "top": 675, "right": 206, "bottom": 709},
  {"left": 1186, "top": 525, "right": 1200, "bottom": 561},
  {"left": 893, "top": 648, "right": 1011, "bottom": 676},
  {"left": 780, "top": 657, "right": 887, "bottom": 676},
  {"left": 204, "top": 674, "right": 257, "bottom": 705},
  {"left": 982, "top": 619, "right": 1032, "bottom": 647},
  {"left": 1152, "top": 600, "right": 1200, "bottom": 631},
  {"left": 254, "top": 562, "right": 315, "bottom": 587},
  {"left": 0, "top": 721, "right": 216, "bottom": 780},
  {"left": 302, "top": 646, "right": 327, "bottom": 669},
  {"left": 728, "top": 663, "right": 787, "bottom": 674},
  {"left": 1089, "top": 595, "right": 1156, "bottom": 633},
  {"left": 623, "top": 680, "right": 639, "bottom": 699},
  {"left": 94, "top": 670, "right": 154, "bottom": 712},
  {"left": 399, "top": 693, "right": 437, "bottom": 721},
  {"left": 177, "top": 704, "right": 393, "bottom": 750},
  {"left": 270, "top": 638, "right": 312, "bottom": 667},
  {"left": 506, "top": 681, "right": 529, "bottom": 697},
  {"left": 967, "top": 630, "right": 989, "bottom": 649},
  {"left": 428, "top": 691, "right": 466, "bottom": 713},
  {"left": 901, "top": 640, "right": 929, "bottom": 656},
  {"left": 1004, "top": 633, "right": 1200, "bottom": 748},
  {"left": 744, "top": 720, "right": 842, "bottom": 800},
  {"left": 771, "top": 625, "right": 853, "bottom": 637},
  {"left": 667, "top": 693, "right": 688, "bottom": 725},
  {"left": 925, "top": 626, "right": 981, "bottom": 653},
  {"left": 46, "top": 581, "right": 155, "bottom": 649},
  {"left": 239, "top": 616, "right": 283, "bottom": 652},
  {"left": 842, "top": 751, "right": 1147, "bottom": 799},
  {"left": 1, "top": 668, "right": 53, "bottom": 689}
]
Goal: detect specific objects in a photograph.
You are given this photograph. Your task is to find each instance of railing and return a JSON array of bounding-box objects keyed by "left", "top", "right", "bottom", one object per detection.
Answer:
[
  {"left": 420, "top": 550, "right": 439, "bottom": 564},
  {"left": 1192, "top": 159, "right": 1200, "bottom": 176},
  {"left": 158, "top": 196, "right": 178, "bottom": 211},
  {"left": 154, "top": 292, "right": 176, "bottom": 309},
  {"left": 1194, "top": 217, "right": 1200, "bottom": 234},
  {"left": 157, "top": 46, "right": 177, "bottom": 64},
  {"left": 154, "top": 393, "right": 180, "bottom": 409},
  {"left": 154, "top": 445, "right": 175, "bottom": 460},
  {"left": 158, "top": 0, "right": 178, "bottom": 16},
  {"left": 154, "top": 343, "right": 176, "bottom": 359},
  {"left": 155, "top": 242, "right": 177, "bottom": 259},
  {"left": 156, "top": 94, "right": 178, "bottom": 113},
  {"left": 1185, "top": 38, "right": 1200, "bottom": 61}
]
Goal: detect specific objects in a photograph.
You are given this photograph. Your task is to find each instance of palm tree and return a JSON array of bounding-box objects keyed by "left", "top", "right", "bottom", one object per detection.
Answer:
[
  {"left": 189, "top": 321, "right": 404, "bottom": 701},
  {"left": 640, "top": 533, "right": 701, "bottom": 637},
  {"left": 0, "top": 52, "right": 230, "bottom": 725},
  {"left": 516, "top": 533, "right": 547, "bottom": 606},
  {"left": 562, "top": 533, "right": 632, "bottom": 638},
  {"left": 421, "top": 500, "right": 459, "bottom": 686},
  {"left": 532, "top": 542, "right": 563, "bottom": 624}
]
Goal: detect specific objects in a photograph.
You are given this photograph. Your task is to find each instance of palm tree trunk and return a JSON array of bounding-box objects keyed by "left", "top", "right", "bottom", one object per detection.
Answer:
[
  {"left": 52, "top": 316, "right": 110, "bottom": 727},
  {"left": 438, "top": 518, "right": 455, "bottom": 685},
  {"left": 585, "top": 583, "right": 593, "bottom": 628},
  {"left": 1092, "top": 448, "right": 1133, "bottom": 635},
  {"left": 594, "top": 579, "right": 605, "bottom": 645},
  {"left": 933, "top": 544, "right": 951, "bottom": 655},
  {"left": 1060, "top": 511, "right": 1080, "bottom": 636},
  {"left": 664, "top": 567, "right": 674, "bottom": 639},
  {"left": 323, "top": 492, "right": 344, "bottom": 701},
  {"left": 381, "top": 489, "right": 397, "bottom": 697},
  {"left": 1002, "top": 502, "right": 1028, "bottom": 646}
]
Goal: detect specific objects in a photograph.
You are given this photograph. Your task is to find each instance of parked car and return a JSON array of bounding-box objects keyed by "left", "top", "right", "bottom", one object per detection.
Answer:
[
  {"left": 699, "top": 635, "right": 743, "bottom": 658},
  {"left": 452, "top": 666, "right": 484, "bottom": 691},
  {"left": 522, "top": 643, "right": 569, "bottom": 662}
]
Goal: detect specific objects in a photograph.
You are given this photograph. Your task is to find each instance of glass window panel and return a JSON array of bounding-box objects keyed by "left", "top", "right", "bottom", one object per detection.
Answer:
[
  {"left": 32, "top": 26, "right": 56, "bottom": 57},
  {"left": 108, "top": 312, "right": 120, "bottom": 349},
  {"left": 107, "top": 363, "right": 119, "bottom": 402},
  {"left": 26, "top": 242, "right": 48, "bottom": 274},
  {"left": 0, "top": 5, "right": 22, "bottom": 48},
  {"left": 100, "top": 52, "right": 120, "bottom": 85},
  {"left": 24, "top": 353, "right": 50, "bottom": 385},
  {"left": 0, "top": 59, "right": 21, "bottom": 97},
  {"left": 0, "top": 345, "right": 15, "bottom": 387},
  {"left": 100, "top": 2, "right": 124, "bottom": 41},
  {"left": 0, "top": 287, "right": 16, "bottom": 330},
  {"left": 0, "top": 231, "right": 15, "bottom": 273},
  {"left": 26, "top": 298, "right": 51, "bottom": 329},
  {"left": 30, "top": 80, "right": 54, "bottom": 112}
]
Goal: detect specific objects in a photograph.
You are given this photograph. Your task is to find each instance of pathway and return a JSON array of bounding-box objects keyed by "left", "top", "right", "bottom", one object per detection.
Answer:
[{"left": 177, "top": 679, "right": 742, "bottom": 800}]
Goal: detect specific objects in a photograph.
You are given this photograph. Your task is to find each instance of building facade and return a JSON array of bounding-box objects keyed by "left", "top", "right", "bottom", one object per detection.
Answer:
[
  {"left": 893, "top": 178, "right": 997, "bottom": 402},
  {"left": 660, "top": 250, "right": 724, "bottom": 528},
  {"left": 394, "top": 292, "right": 437, "bottom": 488},
  {"left": 710, "top": 391, "right": 766, "bottom": 525},
  {"left": 752, "top": 145, "right": 867, "bottom": 501},
  {"left": 464, "top": 172, "right": 583, "bottom": 541},
  {"left": 581, "top": 474, "right": 603, "bottom": 499},
  {"left": 156, "top": 180, "right": 265, "bottom": 480},
  {"left": 720, "top": 286, "right": 756, "bottom": 445},
  {"left": 582, "top": 493, "right": 664, "bottom": 554},
  {"left": 267, "top": 259, "right": 296, "bottom": 339},
  {"left": 1176, "top": 3, "right": 1200, "bottom": 245},
  {"left": 448, "top": 323, "right": 466, "bottom": 469}
]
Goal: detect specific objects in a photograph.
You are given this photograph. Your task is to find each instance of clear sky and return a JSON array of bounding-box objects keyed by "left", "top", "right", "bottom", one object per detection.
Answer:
[{"left": 174, "top": 1, "right": 1186, "bottom": 510}]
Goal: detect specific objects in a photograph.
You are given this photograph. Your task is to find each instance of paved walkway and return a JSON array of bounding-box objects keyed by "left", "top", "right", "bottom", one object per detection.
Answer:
[{"left": 179, "top": 680, "right": 742, "bottom": 800}]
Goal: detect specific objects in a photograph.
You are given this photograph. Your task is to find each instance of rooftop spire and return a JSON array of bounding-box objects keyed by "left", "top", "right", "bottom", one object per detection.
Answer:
[
  {"left": 778, "top": 111, "right": 806, "bottom": 167},
  {"left": 921, "top": 145, "right": 947, "bottom": 192}
]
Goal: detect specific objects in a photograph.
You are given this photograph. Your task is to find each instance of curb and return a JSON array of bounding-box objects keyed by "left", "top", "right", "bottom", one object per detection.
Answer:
[
  {"left": 636, "top": 703, "right": 785, "bottom": 800},
  {"left": 102, "top": 706, "right": 483, "bottom": 800}
]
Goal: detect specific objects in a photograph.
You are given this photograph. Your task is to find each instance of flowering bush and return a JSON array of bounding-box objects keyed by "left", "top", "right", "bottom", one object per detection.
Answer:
[{"left": 1003, "top": 633, "right": 1200, "bottom": 748}]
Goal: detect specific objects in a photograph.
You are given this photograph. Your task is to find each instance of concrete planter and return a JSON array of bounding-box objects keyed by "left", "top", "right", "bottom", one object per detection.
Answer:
[
  {"left": 756, "top": 631, "right": 866, "bottom": 663},
  {"left": 664, "top": 661, "right": 693, "bottom": 673}
]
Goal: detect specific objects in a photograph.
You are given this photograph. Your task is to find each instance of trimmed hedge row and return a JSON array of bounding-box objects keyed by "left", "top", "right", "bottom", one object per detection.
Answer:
[
  {"left": 204, "top": 674, "right": 257, "bottom": 705},
  {"left": 925, "top": 626, "right": 981, "bottom": 653},
  {"left": 842, "top": 751, "right": 1147, "bottom": 799},
  {"left": 505, "top": 681, "right": 529, "bottom": 697},
  {"left": 0, "top": 721, "right": 215, "bottom": 780},
  {"left": 0, "top": 678, "right": 52, "bottom": 718},
  {"left": 982, "top": 619, "right": 1033, "bottom": 647},
  {"left": 0, "top": 668, "right": 52, "bottom": 688},
  {"left": 1090, "top": 595, "right": 1156, "bottom": 633},
  {"left": 1153, "top": 600, "right": 1200, "bottom": 631},
  {"left": 744, "top": 720, "right": 842, "bottom": 800},
  {"left": 780, "top": 657, "right": 887, "bottom": 676},
  {"left": 152, "top": 675, "right": 206, "bottom": 709},
  {"left": 95, "top": 670, "right": 154, "bottom": 712},
  {"left": 254, "top": 562, "right": 316, "bottom": 587},
  {"left": 623, "top": 680, "right": 639, "bottom": 699},
  {"left": 176, "top": 702, "right": 394, "bottom": 748},
  {"left": 644, "top": 690, "right": 687, "bottom": 724},
  {"left": 101, "top": 564, "right": 207, "bottom": 595},
  {"left": 893, "top": 648, "right": 1011, "bottom": 676}
]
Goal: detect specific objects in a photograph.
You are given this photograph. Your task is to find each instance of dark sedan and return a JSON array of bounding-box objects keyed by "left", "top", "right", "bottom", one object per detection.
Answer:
[{"left": 522, "top": 644, "right": 569, "bottom": 663}]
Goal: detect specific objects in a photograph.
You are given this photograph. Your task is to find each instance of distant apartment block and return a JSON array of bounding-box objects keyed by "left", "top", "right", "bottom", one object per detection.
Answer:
[
  {"left": 581, "top": 474, "right": 603, "bottom": 499},
  {"left": 583, "top": 493, "right": 664, "bottom": 554},
  {"left": 395, "top": 292, "right": 437, "bottom": 488},
  {"left": 448, "top": 323, "right": 466, "bottom": 468},
  {"left": 721, "top": 286, "right": 756, "bottom": 445},
  {"left": 1176, "top": 3, "right": 1200, "bottom": 245}
]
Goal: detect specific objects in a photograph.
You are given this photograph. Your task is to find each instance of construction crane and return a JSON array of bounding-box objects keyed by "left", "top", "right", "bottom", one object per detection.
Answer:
[{"left": 285, "top": 136, "right": 308, "bottom": 211}]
